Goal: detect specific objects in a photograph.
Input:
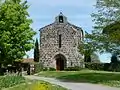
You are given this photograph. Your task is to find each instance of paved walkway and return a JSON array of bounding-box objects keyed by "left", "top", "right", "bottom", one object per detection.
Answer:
[{"left": 24, "top": 75, "right": 120, "bottom": 90}]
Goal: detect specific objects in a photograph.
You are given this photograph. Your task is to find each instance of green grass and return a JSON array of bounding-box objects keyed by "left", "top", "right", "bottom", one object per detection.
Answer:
[
  {"left": 0, "top": 75, "right": 25, "bottom": 90},
  {"left": 37, "top": 70, "right": 120, "bottom": 87},
  {"left": 6, "top": 80, "right": 67, "bottom": 90}
]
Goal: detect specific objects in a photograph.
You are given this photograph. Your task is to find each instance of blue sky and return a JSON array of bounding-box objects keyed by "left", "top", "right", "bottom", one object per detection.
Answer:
[{"left": 26, "top": 0, "right": 111, "bottom": 63}]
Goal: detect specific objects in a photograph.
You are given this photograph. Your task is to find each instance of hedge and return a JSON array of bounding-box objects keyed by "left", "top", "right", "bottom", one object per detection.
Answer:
[
  {"left": 85, "top": 63, "right": 104, "bottom": 71},
  {"left": 85, "top": 62, "right": 120, "bottom": 72},
  {"left": 64, "top": 66, "right": 83, "bottom": 71}
]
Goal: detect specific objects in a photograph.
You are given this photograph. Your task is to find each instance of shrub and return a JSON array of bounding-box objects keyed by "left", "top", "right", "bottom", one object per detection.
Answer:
[
  {"left": 85, "top": 62, "right": 120, "bottom": 72},
  {"left": 103, "top": 63, "right": 110, "bottom": 71},
  {"left": 85, "top": 63, "right": 104, "bottom": 70},
  {"left": 49, "top": 67, "right": 56, "bottom": 71},
  {"left": 108, "top": 62, "right": 120, "bottom": 72},
  {"left": 0, "top": 75, "right": 25, "bottom": 89},
  {"left": 64, "top": 66, "right": 82, "bottom": 71},
  {"left": 34, "top": 63, "right": 43, "bottom": 73},
  {"left": 35, "top": 66, "right": 56, "bottom": 72},
  {"left": 42, "top": 67, "right": 48, "bottom": 71},
  {"left": 0, "top": 68, "right": 5, "bottom": 75}
]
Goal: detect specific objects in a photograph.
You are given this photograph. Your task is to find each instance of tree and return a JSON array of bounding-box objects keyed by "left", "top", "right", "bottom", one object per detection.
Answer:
[
  {"left": 111, "top": 53, "right": 118, "bottom": 63},
  {"left": 78, "top": 32, "right": 97, "bottom": 63},
  {"left": 91, "top": 53, "right": 100, "bottom": 63},
  {"left": 79, "top": 43, "right": 100, "bottom": 63},
  {"left": 103, "top": 21, "right": 120, "bottom": 44},
  {"left": 84, "top": 50, "right": 91, "bottom": 62},
  {"left": 34, "top": 38, "right": 39, "bottom": 62},
  {"left": 87, "top": 0, "right": 120, "bottom": 54},
  {"left": 0, "top": 0, "right": 36, "bottom": 65}
]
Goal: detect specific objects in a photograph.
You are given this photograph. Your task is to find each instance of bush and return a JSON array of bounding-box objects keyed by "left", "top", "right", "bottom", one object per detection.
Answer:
[
  {"left": 34, "top": 63, "right": 56, "bottom": 72},
  {"left": 0, "top": 68, "right": 5, "bottom": 75},
  {"left": 85, "top": 62, "right": 120, "bottom": 72},
  {"left": 0, "top": 75, "right": 25, "bottom": 89},
  {"left": 108, "top": 62, "right": 120, "bottom": 72},
  {"left": 64, "top": 66, "right": 82, "bottom": 71},
  {"left": 42, "top": 67, "right": 48, "bottom": 71},
  {"left": 104, "top": 63, "right": 111, "bottom": 71},
  {"left": 34, "top": 63, "right": 43, "bottom": 73},
  {"left": 85, "top": 63, "right": 104, "bottom": 70},
  {"left": 49, "top": 67, "right": 56, "bottom": 71},
  {"left": 41, "top": 67, "right": 56, "bottom": 71}
]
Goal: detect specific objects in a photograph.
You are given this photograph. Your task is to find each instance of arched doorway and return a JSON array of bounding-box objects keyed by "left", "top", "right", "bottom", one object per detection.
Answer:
[{"left": 54, "top": 54, "right": 66, "bottom": 71}]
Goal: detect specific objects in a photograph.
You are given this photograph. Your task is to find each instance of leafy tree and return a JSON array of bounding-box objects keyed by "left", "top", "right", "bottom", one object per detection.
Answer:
[
  {"left": 84, "top": 50, "right": 91, "bottom": 62},
  {"left": 34, "top": 38, "right": 39, "bottom": 62},
  {"left": 87, "top": 0, "right": 120, "bottom": 54},
  {"left": 78, "top": 32, "right": 97, "bottom": 63},
  {"left": 0, "top": 0, "right": 36, "bottom": 65},
  {"left": 91, "top": 53, "right": 100, "bottom": 63},
  {"left": 79, "top": 43, "right": 100, "bottom": 63},
  {"left": 103, "top": 21, "right": 120, "bottom": 44},
  {"left": 111, "top": 53, "right": 118, "bottom": 63}
]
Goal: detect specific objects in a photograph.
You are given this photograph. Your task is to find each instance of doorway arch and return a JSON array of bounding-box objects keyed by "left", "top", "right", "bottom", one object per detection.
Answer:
[{"left": 54, "top": 54, "right": 66, "bottom": 70}]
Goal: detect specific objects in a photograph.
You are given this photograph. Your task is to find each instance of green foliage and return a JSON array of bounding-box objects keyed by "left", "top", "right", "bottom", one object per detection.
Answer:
[
  {"left": 103, "top": 22, "right": 120, "bottom": 47},
  {"left": 35, "top": 67, "right": 56, "bottom": 72},
  {"left": 34, "top": 63, "right": 43, "bottom": 73},
  {"left": 78, "top": 32, "right": 100, "bottom": 63},
  {"left": 64, "top": 66, "right": 82, "bottom": 71},
  {"left": 41, "top": 67, "right": 56, "bottom": 71},
  {"left": 78, "top": 41, "right": 100, "bottom": 63},
  {"left": 111, "top": 54, "right": 118, "bottom": 63},
  {"left": 34, "top": 38, "right": 39, "bottom": 62},
  {"left": 85, "top": 63, "right": 104, "bottom": 71},
  {"left": 103, "top": 63, "right": 111, "bottom": 71},
  {"left": 0, "top": 0, "right": 36, "bottom": 64},
  {"left": 42, "top": 67, "right": 48, "bottom": 71},
  {"left": 91, "top": 53, "right": 101, "bottom": 63},
  {"left": 0, "top": 75, "right": 25, "bottom": 89},
  {"left": 84, "top": 50, "right": 91, "bottom": 62},
  {"left": 85, "top": 62, "right": 120, "bottom": 72},
  {"left": 109, "top": 62, "right": 120, "bottom": 72},
  {"left": 88, "top": 0, "right": 120, "bottom": 54},
  {"left": 49, "top": 67, "right": 56, "bottom": 71}
]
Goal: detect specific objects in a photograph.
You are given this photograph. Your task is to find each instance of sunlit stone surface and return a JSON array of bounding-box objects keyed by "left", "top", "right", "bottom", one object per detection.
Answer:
[{"left": 39, "top": 13, "right": 84, "bottom": 69}]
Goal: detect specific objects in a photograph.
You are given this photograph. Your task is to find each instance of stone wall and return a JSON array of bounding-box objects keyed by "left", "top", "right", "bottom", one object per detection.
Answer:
[{"left": 39, "top": 13, "right": 84, "bottom": 69}]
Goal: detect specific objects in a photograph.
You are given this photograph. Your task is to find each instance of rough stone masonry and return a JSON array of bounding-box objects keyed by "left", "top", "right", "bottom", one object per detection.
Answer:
[{"left": 39, "top": 12, "right": 84, "bottom": 70}]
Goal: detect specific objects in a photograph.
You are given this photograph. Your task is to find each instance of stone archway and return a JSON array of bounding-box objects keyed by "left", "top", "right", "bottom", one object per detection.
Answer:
[{"left": 54, "top": 54, "right": 66, "bottom": 71}]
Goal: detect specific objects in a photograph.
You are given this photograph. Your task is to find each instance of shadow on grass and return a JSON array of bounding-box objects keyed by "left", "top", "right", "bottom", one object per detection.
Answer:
[{"left": 57, "top": 73, "right": 120, "bottom": 84}]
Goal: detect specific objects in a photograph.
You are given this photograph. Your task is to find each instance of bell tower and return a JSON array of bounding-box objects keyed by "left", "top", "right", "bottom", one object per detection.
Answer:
[{"left": 55, "top": 12, "right": 67, "bottom": 24}]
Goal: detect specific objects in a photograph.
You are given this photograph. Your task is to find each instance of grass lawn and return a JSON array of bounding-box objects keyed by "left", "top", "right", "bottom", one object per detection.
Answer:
[
  {"left": 5, "top": 80, "right": 67, "bottom": 90},
  {"left": 37, "top": 70, "right": 120, "bottom": 87}
]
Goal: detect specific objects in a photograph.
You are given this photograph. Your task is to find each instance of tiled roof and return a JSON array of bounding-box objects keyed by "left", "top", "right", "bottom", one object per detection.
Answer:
[{"left": 22, "top": 58, "right": 34, "bottom": 63}]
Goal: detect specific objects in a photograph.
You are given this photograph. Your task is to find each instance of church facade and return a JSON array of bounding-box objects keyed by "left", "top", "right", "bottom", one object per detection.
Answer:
[{"left": 39, "top": 13, "right": 84, "bottom": 70}]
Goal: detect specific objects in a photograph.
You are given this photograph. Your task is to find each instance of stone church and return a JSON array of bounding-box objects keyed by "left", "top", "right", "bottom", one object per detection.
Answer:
[{"left": 39, "top": 12, "right": 84, "bottom": 70}]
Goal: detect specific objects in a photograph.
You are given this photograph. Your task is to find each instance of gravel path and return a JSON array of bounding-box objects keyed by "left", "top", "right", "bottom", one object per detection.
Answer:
[{"left": 24, "top": 75, "right": 120, "bottom": 90}]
